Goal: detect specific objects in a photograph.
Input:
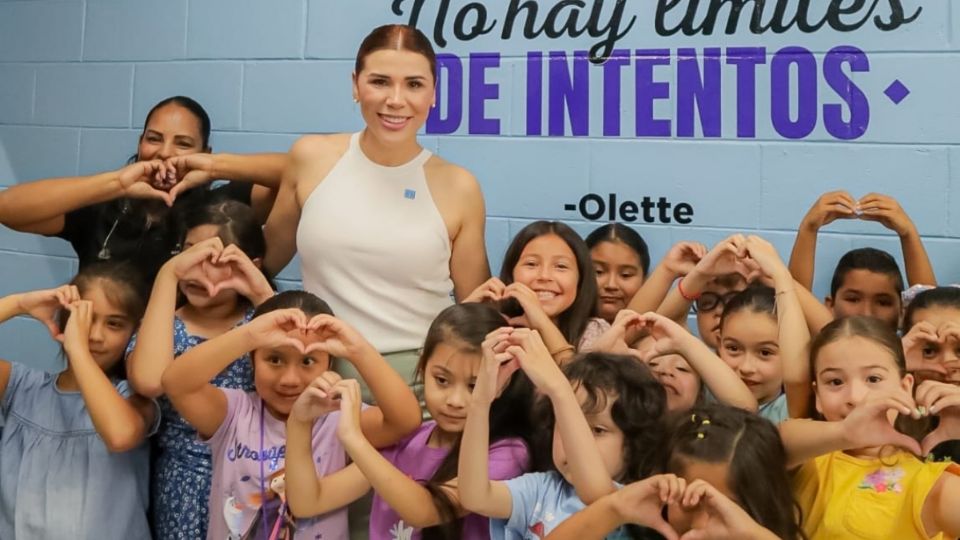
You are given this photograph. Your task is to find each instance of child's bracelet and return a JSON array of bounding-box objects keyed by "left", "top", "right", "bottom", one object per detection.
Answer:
[
  {"left": 677, "top": 277, "right": 701, "bottom": 301},
  {"left": 550, "top": 344, "right": 575, "bottom": 358}
]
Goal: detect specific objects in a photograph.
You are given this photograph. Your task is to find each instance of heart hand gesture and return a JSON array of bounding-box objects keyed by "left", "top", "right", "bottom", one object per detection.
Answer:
[
  {"left": 289, "top": 371, "right": 345, "bottom": 423},
  {"left": 17, "top": 284, "right": 79, "bottom": 341},
  {"left": 462, "top": 277, "right": 507, "bottom": 304},
  {"left": 915, "top": 380, "right": 960, "bottom": 456}
]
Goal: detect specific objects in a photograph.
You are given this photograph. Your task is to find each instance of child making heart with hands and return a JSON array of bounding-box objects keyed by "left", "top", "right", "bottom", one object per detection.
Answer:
[
  {"left": 161, "top": 290, "right": 421, "bottom": 540},
  {"left": 781, "top": 316, "right": 960, "bottom": 540},
  {"left": 715, "top": 236, "right": 813, "bottom": 423},
  {"left": 0, "top": 262, "right": 159, "bottom": 539},
  {"left": 284, "top": 303, "right": 534, "bottom": 540},
  {"left": 789, "top": 191, "right": 936, "bottom": 301},
  {"left": 463, "top": 221, "right": 601, "bottom": 364},
  {"left": 544, "top": 405, "right": 803, "bottom": 540},
  {"left": 599, "top": 310, "right": 757, "bottom": 414},
  {"left": 459, "top": 330, "right": 667, "bottom": 538},
  {"left": 127, "top": 200, "right": 275, "bottom": 539}
]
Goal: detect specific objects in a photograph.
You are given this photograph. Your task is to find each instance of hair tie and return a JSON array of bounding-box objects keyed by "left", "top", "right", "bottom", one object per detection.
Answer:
[
  {"left": 902, "top": 284, "right": 960, "bottom": 308},
  {"left": 691, "top": 414, "right": 710, "bottom": 440}
]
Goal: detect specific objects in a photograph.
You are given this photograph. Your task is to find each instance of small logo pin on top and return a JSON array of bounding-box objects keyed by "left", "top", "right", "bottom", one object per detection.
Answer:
[{"left": 404, "top": 189, "right": 416, "bottom": 200}]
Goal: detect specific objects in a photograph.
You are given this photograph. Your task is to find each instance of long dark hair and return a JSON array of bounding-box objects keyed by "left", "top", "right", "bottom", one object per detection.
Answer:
[
  {"left": 499, "top": 221, "right": 598, "bottom": 346},
  {"left": 663, "top": 404, "right": 805, "bottom": 540},
  {"left": 413, "top": 304, "right": 535, "bottom": 540}
]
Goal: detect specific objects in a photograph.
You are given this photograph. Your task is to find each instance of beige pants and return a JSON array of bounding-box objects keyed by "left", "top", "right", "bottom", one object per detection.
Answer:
[
  {"left": 334, "top": 349, "right": 423, "bottom": 407},
  {"left": 335, "top": 349, "right": 426, "bottom": 540}
]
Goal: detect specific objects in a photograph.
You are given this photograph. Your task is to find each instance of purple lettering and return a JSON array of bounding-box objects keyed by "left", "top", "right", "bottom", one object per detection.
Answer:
[
  {"left": 548, "top": 50, "right": 590, "bottom": 136},
  {"left": 426, "top": 54, "right": 463, "bottom": 134},
  {"left": 602, "top": 49, "right": 630, "bottom": 136},
  {"left": 771, "top": 46, "right": 818, "bottom": 139},
  {"left": 468, "top": 52, "right": 501, "bottom": 135},
  {"left": 823, "top": 45, "right": 870, "bottom": 140},
  {"left": 526, "top": 51, "right": 543, "bottom": 136},
  {"left": 677, "top": 47, "right": 722, "bottom": 137},
  {"left": 635, "top": 49, "right": 672, "bottom": 137},
  {"left": 726, "top": 47, "right": 767, "bottom": 138}
]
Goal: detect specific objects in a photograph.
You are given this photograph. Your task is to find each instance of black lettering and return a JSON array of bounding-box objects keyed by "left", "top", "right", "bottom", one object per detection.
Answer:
[
  {"left": 579, "top": 193, "right": 606, "bottom": 220},
  {"left": 587, "top": 0, "right": 637, "bottom": 62},
  {"left": 608, "top": 193, "right": 617, "bottom": 220},
  {"left": 502, "top": 0, "right": 545, "bottom": 39},
  {"left": 656, "top": 197, "right": 672, "bottom": 223},
  {"left": 640, "top": 197, "right": 656, "bottom": 223},
  {"left": 454, "top": 3, "right": 496, "bottom": 41},
  {"left": 674, "top": 203, "right": 694, "bottom": 224},
  {"left": 433, "top": 0, "right": 453, "bottom": 47},
  {"left": 654, "top": 0, "right": 919, "bottom": 37},
  {"left": 619, "top": 200, "right": 638, "bottom": 222},
  {"left": 875, "top": 0, "right": 922, "bottom": 31}
]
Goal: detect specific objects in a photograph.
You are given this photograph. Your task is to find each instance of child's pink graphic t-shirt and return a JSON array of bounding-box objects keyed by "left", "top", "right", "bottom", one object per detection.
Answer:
[
  {"left": 369, "top": 421, "right": 529, "bottom": 540},
  {"left": 205, "top": 389, "right": 349, "bottom": 540}
]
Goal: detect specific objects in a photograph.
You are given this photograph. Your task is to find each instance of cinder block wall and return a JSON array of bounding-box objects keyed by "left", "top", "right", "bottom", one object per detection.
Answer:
[{"left": 0, "top": 1, "right": 956, "bottom": 370}]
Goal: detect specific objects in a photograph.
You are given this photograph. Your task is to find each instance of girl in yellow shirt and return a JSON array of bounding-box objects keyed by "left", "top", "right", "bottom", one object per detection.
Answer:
[{"left": 780, "top": 316, "right": 960, "bottom": 540}]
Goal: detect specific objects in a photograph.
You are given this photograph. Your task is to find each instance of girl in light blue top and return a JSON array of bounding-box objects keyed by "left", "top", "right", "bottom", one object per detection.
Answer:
[{"left": 0, "top": 262, "right": 158, "bottom": 539}]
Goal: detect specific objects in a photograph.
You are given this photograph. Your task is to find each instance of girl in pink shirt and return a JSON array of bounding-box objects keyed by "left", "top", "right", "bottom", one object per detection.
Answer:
[{"left": 285, "top": 303, "right": 535, "bottom": 539}]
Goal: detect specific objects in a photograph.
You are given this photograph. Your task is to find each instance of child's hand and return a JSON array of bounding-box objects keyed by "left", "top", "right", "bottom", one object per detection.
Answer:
[
  {"left": 636, "top": 312, "right": 697, "bottom": 361},
  {"left": 858, "top": 193, "right": 916, "bottom": 238},
  {"left": 303, "top": 315, "right": 373, "bottom": 361},
  {"left": 502, "top": 282, "right": 551, "bottom": 328},
  {"left": 208, "top": 244, "right": 274, "bottom": 305},
  {"left": 17, "top": 284, "right": 79, "bottom": 340},
  {"left": 915, "top": 380, "right": 960, "bottom": 456},
  {"left": 939, "top": 321, "right": 960, "bottom": 345},
  {"left": 335, "top": 379, "right": 364, "bottom": 446},
  {"left": 662, "top": 242, "right": 708, "bottom": 277},
  {"left": 166, "top": 236, "right": 225, "bottom": 288},
  {"left": 902, "top": 321, "right": 946, "bottom": 377},
  {"left": 289, "top": 371, "right": 344, "bottom": 423},
  {"left": 591, "top": 309, "right": 644, "bottom": 354},
  {"left": 841, "top": 390, "right": 922, "bottom": 455},
  {"left": 62, "top": 300, "right": 93, "bottom": 358},
  {"left": 693, "top": 235, "right": 758, "bottom": 281},
  {"left": 475, "top": 327, "right": 521, "bottom": 406},
  {"left": 678, "top": 480, "right": 766, "bottom": 540},
  {"left": 244, "top": 308, "right": 308, "bottom": 352},
  {"left": 612, "top": 475, "right": 686, "bottom": 540},
  {"left": 800, "top": 190, "right": 857, "bottom": 232},
  {"left": 741, "top": 235, "right": 790, "bottom": 286},
  {"left": 462, "top": 277, "right": 507, "bottom": 304},
  {"left": 504, "top": 328, "right": 566, "bottom": 396}
]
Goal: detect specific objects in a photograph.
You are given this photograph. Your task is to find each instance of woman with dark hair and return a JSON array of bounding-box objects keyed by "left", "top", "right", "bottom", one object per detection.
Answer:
[
  {"left": 264, "top": 25, "right": 490, "bottom": 399},
  {"left": 0, "top": 96, "right": 285, "bottom": 283}
]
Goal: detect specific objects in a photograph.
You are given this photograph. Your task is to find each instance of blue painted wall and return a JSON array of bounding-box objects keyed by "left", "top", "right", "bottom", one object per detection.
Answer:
[{"left": 0, "top": 0, "right": 957, "bottom": 370}]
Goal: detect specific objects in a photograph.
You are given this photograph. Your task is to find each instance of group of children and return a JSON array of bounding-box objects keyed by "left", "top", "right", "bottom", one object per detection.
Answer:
[{"left": 1, "top": 189, "right": 959, "bottom": 540}]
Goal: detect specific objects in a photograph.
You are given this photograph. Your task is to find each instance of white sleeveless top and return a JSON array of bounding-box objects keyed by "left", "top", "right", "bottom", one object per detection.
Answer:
[{"left": 297, "top": 132, "right": 454, "bottom": 352}]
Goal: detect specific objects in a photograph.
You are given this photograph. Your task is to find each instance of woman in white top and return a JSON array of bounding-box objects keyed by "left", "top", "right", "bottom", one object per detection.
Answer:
[{"left": 263, "top": 24, "right": 490, "bottom": 396}]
